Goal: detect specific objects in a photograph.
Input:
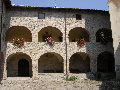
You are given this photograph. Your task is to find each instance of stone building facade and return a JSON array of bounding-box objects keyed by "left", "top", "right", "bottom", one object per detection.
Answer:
[{"left": 0, "top": 0, "right": 115, "bottom": 83}]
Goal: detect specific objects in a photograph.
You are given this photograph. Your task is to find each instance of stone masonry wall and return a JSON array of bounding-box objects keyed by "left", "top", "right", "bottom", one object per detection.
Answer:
[
  {"left": 0, "top": 7, "right": 113, "bottom": 81},
  {"left": 0, "top": 0, "right": 7, "bottom": 81}
]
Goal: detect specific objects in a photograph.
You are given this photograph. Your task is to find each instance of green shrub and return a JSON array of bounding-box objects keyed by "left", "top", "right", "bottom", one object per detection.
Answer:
[{"left": 64, "top": 76, "right": 77, "bottom": 81}]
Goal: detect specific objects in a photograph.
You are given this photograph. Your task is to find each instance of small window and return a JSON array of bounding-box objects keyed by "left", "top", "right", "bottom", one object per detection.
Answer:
[
  {"left": 38, "top": 13, "right": 45, "bottom": 19},
  {"left": 76, "top": 14, "right": 82, "bottom": 20}
]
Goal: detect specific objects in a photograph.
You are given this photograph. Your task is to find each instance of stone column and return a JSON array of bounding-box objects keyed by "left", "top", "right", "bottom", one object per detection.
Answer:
[
  {"left": 67, "top": 59, "right": 70, "bottom": 74},
  {"left": 32, "top": 58, "right": 38, "bottom": 78},
  {"left": 116, "top": 65, "right": 120, "bottom": 79},
  {"left": 2, "top": 57, "right": 7, "bottom": 80},
  {"left": 91, "top": 56, "right": 97, "bottom": 73},
  {"left": 32, "top": 33, "right": 38, "bottom": 42},
  {"left": 63, "top": 59, "right": 66, "bottom": 74},
  {"left": 63, "top": 57, "right": 69, "bottom": 76}
]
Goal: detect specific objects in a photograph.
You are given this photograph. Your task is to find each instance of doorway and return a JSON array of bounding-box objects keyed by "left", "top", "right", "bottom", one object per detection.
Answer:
[{"left": 18, "top": 59, "right": 29, "bottom": 77}]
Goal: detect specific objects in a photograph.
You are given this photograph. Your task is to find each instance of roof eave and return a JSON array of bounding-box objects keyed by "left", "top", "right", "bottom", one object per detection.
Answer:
[{"left": 10, "top": 5, "right": 108, "bottom": 13}]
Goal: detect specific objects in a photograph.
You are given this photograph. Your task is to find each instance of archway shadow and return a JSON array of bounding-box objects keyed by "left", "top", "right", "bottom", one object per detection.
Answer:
[
  {"left": 6, "top": 53, "right": 32, "bottom": 77},
  {"left": 83, "top": 14, "right": 119, "bottom": 89},
  {"left": 84, "top": 40, "right": 118, "bottom": 90},
  {"left": 38, "top": 52, "right": 64, "bottom": 73},
  {"left": 97, "top": 43, "right": 120, "bottom": 90}
]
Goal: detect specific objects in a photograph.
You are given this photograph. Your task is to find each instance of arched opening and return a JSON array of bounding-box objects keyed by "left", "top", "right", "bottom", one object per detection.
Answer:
[
  {"left": 6, "top": 26, "right": 32, "bottom": 42},
  {"left": 38, "top": 26, "right": 63, "bottom": 42},
  {"left": 38, "top": 52, "right": 64, "bottom": 73},
  {"left": 18, "top": 59, "right": 29, "bottom": 77},
  {"left": 96, "top": 28, "right": 113, "bottom": 44},
  {"left": 68, "top": 27, "right": 89, "bottom": 42},
  {"left": 7, "top": 53, "right": 32, "bottom": 77},
  {"left": 69, "top": 52, "right": 90, "bottom": 73},
  {"left": 97, "top": 51, "right": 115, "bottom": 72}
]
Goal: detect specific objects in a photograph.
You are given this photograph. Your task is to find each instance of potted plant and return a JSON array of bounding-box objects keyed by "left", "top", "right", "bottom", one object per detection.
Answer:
[
  {"left": 77, "top": 38, "right": 85, "bottom": 47},
  {"left": 45, "top": 37, "right": 55, "bottom": 45},
  {"left": 99, "top": 32, "right": 108, "bottom": 45},
  {"left": 12, "top": 38, "right": 24, "bottom": 48}
]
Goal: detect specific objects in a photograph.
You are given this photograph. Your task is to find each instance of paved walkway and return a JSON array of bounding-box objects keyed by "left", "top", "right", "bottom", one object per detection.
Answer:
[{"left": 0, "top": 78, "right": 120, "bottom": 90}]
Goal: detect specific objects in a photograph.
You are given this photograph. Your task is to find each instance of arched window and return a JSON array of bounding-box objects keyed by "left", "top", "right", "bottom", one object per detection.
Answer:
[
  {"left": 97, "top": 52, "right": 115, "bottom": 72},
  {"left": 7, "top": 53, "right": 32, "bottom": 77},
  {"left": 69, "top": 52, "right": 90, "bottom": 73},
  {"left": 38, "top": 26, "right": 63, "bottom": 42},
  {"left": 69, "top": 27, "right": 89, "bottom": 42},
  {"left": 6, "top": 26, "right": 32, "bottom": 42},
  {"left": 96, "top": 28, "right": 112, "bottom": 44},
  {"left": 38, "top": 52, "right": 64, "bottom": 73}
]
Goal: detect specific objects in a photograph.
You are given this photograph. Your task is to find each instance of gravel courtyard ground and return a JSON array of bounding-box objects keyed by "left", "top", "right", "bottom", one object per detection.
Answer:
[{"left": 0, "top": 78, "right": 120, "bottom": 90}]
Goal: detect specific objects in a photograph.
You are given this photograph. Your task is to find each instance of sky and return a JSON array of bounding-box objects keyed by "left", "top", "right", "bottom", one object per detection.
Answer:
[{"left": 11, "top": 0, "right": 108, "bottom": 10}]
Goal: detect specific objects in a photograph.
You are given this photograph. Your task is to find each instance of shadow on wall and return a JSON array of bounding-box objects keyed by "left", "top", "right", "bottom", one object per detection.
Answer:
[
  {"left": 0, "top": 52, "right": 4, "bottom": 83},
  {"left": 6, "top": 53, "right": 33, "bottom": 77},
  {"left": 97, "top": 43, "right": 120, "bottom": 90},
  {"left": 69, "top": 52, "right": 90, "bottom": 73},
  {"left": 84, "top": 14, "right": 115, "bottom": 79},
  {"left": 0, "top": 15, "right": 11, "bottom": 83},
  {"left": 38, "top": 52, "right": 64, "bottom": 73},
  {"left": 114, "top": 42, "right": 120, "bottom": 74},
  {"left": 83, "top": 12, "right": 120, "bottom": 90},
  {"left": 114, "top": 42, "right": 120, "bottom": 79}
]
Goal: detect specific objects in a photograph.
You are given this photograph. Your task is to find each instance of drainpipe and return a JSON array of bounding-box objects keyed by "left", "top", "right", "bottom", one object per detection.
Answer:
[
  {"left": 0, "top": 0, "right": 4, "bottom": 51},
  {"left": 64, "top": 10, "right": 68, "bottom": 78}
]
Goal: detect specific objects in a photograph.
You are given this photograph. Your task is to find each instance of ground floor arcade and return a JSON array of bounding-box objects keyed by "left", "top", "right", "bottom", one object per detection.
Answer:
[{"left": 2, "top": 51, "right": 115, "bottom": 78}]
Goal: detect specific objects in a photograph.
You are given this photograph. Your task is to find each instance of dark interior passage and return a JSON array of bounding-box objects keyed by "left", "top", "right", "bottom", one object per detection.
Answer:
[
  {"left": 97, "top": 52, "right": 115, "bottom": 72},
  {"left": 18, "top": 59, "right": 29, "bottom": 77},
  {"left": 69, "top": 52, "right": 90, "bottom": 73}
]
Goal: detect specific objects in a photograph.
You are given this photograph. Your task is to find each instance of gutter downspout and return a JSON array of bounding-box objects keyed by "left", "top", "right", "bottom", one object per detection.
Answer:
[{"left": 64, "top": 11, "right": 68, "bottom": 78}]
